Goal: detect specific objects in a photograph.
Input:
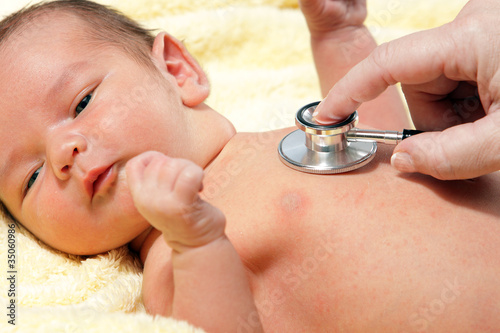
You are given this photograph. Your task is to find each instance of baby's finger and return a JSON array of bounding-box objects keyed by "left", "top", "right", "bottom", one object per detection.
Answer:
[
  {"left": 125, "top": 151, "right": 164, "bottom": 194},
  {"left": 173, "top": 163, "right": 204, "bottom": 204}
]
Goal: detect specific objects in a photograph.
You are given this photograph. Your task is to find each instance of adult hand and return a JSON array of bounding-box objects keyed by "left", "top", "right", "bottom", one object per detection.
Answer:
[{"left": 313, "top": 0, "right": 500, "bottom": 180}]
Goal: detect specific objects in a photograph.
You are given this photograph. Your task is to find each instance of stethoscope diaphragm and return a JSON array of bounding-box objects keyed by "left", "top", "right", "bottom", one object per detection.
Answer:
[{"left": 278, "top": 102, "right": 421, "bottom": 174}]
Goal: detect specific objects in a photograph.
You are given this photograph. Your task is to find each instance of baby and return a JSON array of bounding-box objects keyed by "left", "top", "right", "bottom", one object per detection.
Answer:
[{"left": 1, "top": 0, "right": 499, "bottom": 332}]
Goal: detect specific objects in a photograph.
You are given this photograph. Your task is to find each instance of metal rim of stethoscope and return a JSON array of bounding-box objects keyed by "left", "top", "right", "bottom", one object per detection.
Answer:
[{"left": 278, "top": 102, "right": 377, "bottom": 174}]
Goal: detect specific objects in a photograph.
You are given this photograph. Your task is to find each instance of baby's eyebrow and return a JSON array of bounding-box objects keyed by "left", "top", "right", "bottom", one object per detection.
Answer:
[{"left": 46, "top": 61, "right": 91, "bottom": 99}]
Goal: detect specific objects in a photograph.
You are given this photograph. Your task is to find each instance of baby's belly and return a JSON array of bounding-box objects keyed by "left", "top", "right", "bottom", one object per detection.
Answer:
[
  {"left": 231, "top": 184, "right": 500, "bottom": 331},
  {"left": 202, "top": 130, "right": 500, "bottom": 331}
]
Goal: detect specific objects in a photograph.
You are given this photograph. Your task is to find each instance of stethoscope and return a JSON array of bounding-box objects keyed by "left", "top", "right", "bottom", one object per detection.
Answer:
[{"left": 278, "top": 101, "right": 422, "bottom": 174}]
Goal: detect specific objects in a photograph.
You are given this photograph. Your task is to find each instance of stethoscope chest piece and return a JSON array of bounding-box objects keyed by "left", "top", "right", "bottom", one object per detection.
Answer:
[{"left": 278, "top": 102, "right": 377, "bottom": 174}]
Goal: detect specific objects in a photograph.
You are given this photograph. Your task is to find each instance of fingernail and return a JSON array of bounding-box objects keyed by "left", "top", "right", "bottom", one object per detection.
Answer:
[
  {"left": 391, "top": 152, "right": 416, "bottom": 173},
  {"left": 312, "top": 101, "right": 345, "bottom": 124},
  {"left": 312, "top": 103, "right": 321, "bottom": 117},
  {"left": 312, "top": 111, "right": 343, "bottom": 124}
]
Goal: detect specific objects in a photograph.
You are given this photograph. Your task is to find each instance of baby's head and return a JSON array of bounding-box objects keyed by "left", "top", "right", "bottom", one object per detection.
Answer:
[
  {"left": 1, "top": 0, "right": 157, "bottom": 70},
  {"left": 0, "top": 0, "right": 233, "bottom": 255}
]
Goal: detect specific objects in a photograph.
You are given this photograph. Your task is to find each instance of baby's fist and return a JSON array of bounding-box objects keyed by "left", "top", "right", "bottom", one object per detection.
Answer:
[{"left": 126, "top": 151, "right": 225, "bottom": 252}]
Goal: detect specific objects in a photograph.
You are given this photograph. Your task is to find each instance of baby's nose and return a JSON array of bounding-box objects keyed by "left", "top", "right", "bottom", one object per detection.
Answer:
[{"left": 47, "top": 131, "right": 88, "bottom": 181}]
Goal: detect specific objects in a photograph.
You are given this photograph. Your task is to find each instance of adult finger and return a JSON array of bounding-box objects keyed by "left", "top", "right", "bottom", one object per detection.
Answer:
[
  {"left": 313, "top": 25, "right": 456, "bottom": 124},
  {"left": 391, "top": 111, "right": 500, "bottom": 180},
  {"left": 402, "top": 79, "right": 484, "bottom": 130}
]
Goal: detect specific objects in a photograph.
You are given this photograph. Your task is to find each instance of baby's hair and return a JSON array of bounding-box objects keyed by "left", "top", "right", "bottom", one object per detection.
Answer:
[{"left": 0, "top": 0, "right": 157, "bottom": 70}]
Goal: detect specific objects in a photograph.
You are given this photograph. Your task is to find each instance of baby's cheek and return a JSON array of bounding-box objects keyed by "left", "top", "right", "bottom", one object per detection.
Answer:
[{"left": 26, "top": 188, "right": 92, "bottom": 252}]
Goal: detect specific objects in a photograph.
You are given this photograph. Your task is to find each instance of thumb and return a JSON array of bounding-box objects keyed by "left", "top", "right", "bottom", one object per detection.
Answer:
[{"left": 391, "top": 113, "right": 500, "bottom": 180}]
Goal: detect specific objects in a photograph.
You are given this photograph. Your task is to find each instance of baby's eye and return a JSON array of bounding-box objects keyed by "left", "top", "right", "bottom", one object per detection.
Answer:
[
  {"left": 75, "top": 93, "right": 92, "bottom": 116},
  {"left": 27, "top": 167, "right": 42, "bottom": 192}
]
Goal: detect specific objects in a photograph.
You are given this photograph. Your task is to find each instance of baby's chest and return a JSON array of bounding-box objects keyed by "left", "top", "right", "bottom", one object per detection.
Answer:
[
  {"left": 224, "top": 207, "right": 341, "bottom": 331},
  {"left": 217, "top": 186, "right": 340, "bottom": 305}
]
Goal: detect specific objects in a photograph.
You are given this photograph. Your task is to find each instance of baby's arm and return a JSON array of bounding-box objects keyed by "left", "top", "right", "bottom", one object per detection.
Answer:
[
  {"left": 300, "top": 0, "right": 411, "bottom": 128},
  {"left": 126, "top": 152, "right": 262, "bottom": 333}
]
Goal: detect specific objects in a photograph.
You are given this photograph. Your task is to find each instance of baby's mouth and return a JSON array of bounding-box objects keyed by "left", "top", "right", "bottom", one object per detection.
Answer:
[
  {"left": 84, "top": 164, "right": 117, "bottom": 199},
  {"left": 93, "top": 165, "right": 115, "bottom": 196}
]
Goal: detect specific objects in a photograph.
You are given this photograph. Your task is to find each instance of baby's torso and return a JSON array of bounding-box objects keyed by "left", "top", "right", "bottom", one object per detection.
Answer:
[{"left": 150, "top": 129, "right": 500, "bottom": 332}]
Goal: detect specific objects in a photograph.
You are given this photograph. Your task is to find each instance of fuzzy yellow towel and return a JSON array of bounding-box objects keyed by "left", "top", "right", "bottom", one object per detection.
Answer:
[{"left": 0, "top": 1, "right": 467, "bottom": 332}]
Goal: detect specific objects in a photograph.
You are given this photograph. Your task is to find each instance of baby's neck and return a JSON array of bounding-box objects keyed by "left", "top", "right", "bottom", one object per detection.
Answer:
[{"left": 186, "top": 104, "right": 237, "bottom": 169}]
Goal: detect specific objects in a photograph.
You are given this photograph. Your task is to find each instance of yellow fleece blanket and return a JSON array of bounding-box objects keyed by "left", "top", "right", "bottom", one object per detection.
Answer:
[{"left": 0, "top": 0, "right": 467, "bottom": 332}]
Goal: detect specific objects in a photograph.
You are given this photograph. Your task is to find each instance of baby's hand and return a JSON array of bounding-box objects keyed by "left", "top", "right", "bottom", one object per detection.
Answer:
[
  {"left": 126, "top": 151, "right": 225, "bottom": 253},
  {"left": 299, "top": 0, "right": 368, "bottom": 37}
]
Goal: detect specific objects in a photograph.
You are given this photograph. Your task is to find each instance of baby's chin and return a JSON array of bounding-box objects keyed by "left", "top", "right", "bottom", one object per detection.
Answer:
[
  {"left": 52, "top": 215, "right": 150, "bottom": 256},
  {"left": 66, "top": 175, "right": 148, "bottom": 255}
]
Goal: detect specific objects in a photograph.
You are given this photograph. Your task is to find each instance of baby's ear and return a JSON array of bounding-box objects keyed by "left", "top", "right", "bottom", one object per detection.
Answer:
[{"left": 151, "top": 32, "right": 209, "bottom": 107}]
